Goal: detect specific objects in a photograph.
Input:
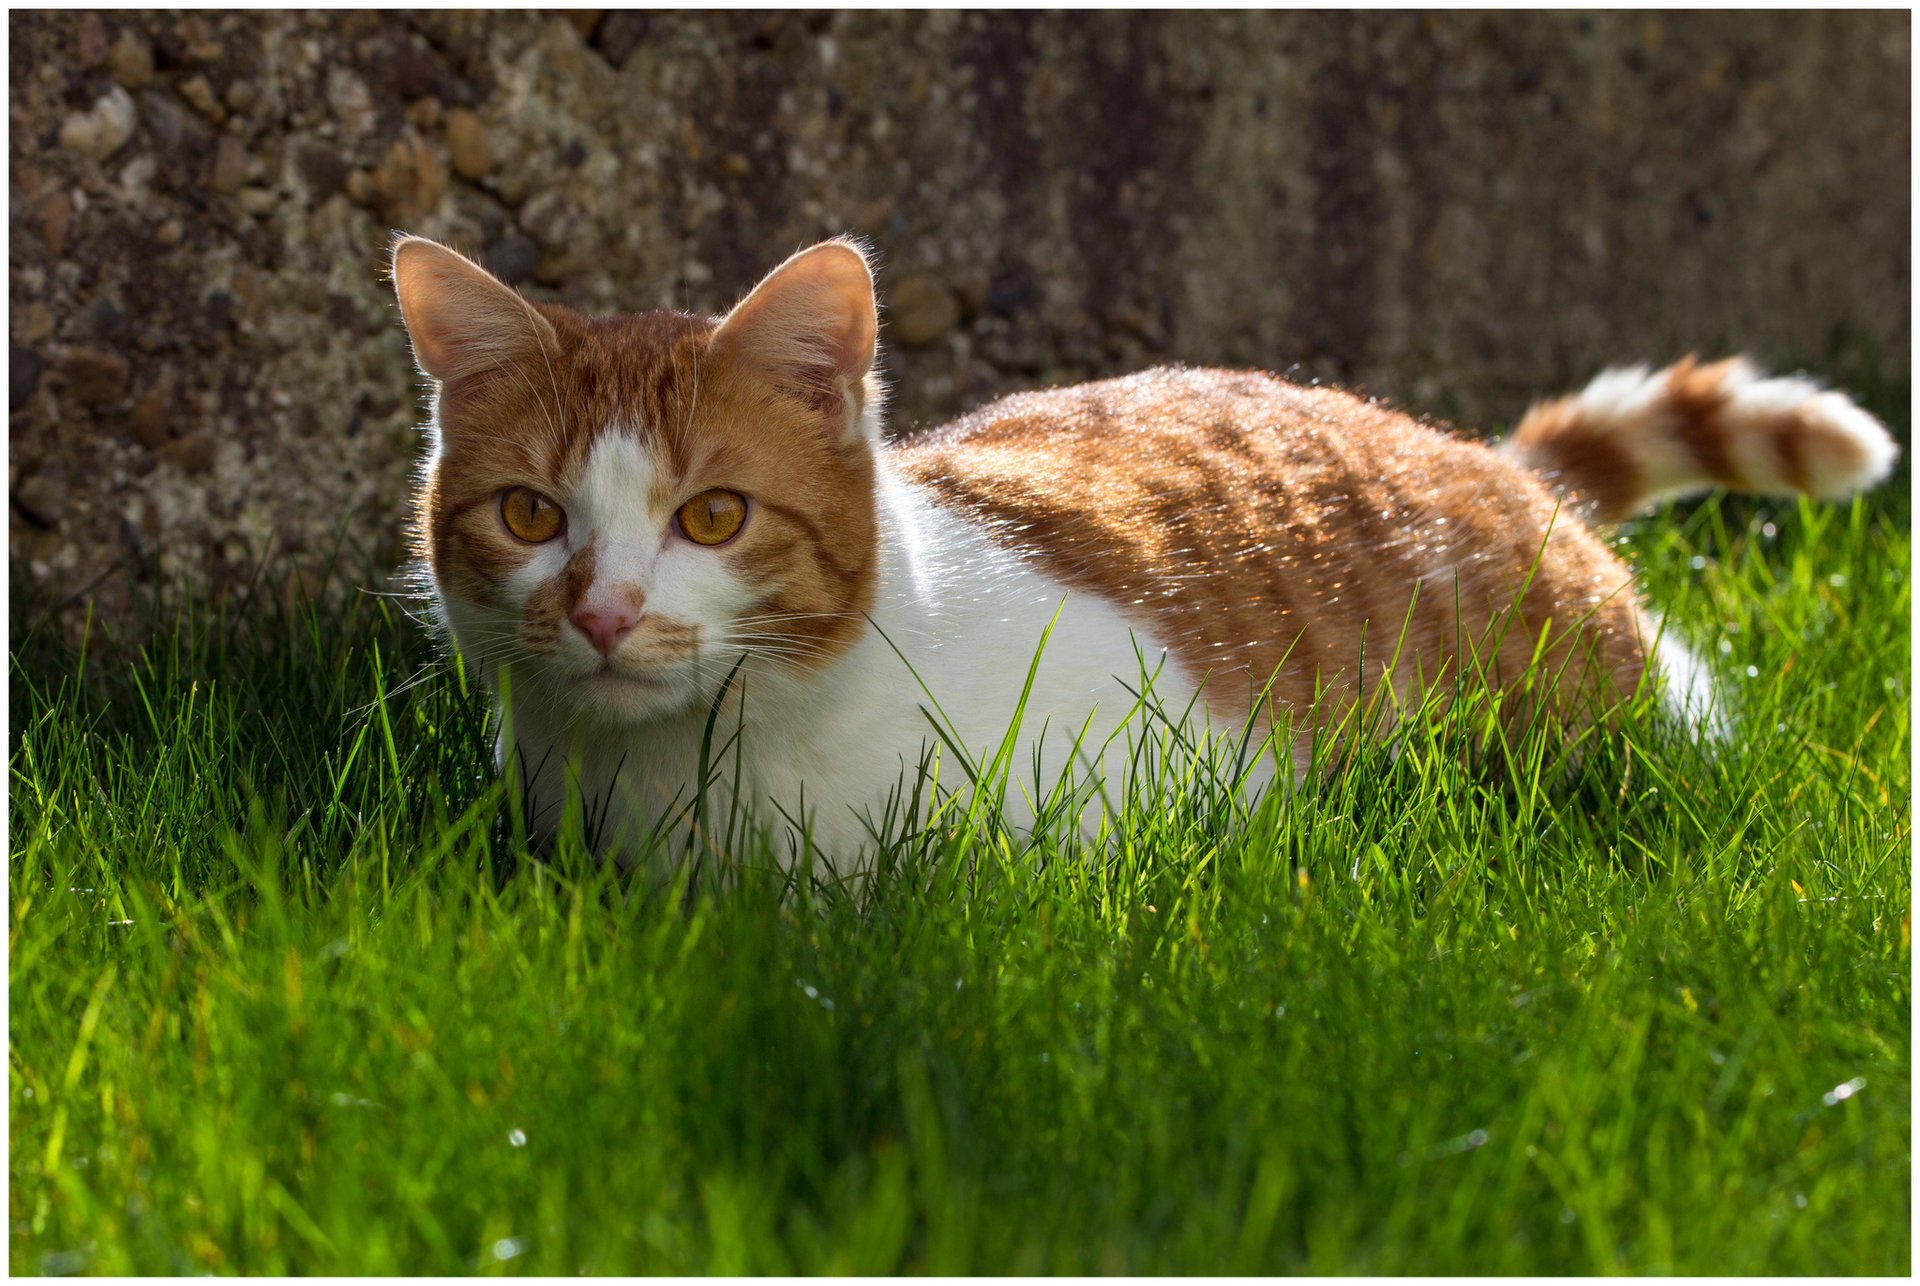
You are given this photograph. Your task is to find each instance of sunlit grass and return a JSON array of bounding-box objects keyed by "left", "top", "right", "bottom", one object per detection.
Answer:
[{"left": 9, "top": 448, "right": 1909, "bottom": 1272}]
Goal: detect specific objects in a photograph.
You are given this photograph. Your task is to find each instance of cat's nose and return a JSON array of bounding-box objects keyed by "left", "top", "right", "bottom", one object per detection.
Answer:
[{"left": 570, "top": 605, "right": 638, "bottom": 658}]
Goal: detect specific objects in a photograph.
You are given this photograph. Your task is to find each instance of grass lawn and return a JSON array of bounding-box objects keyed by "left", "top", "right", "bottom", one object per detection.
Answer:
[{"left": 9, "top": 403, "right": 1910, "bottom": 1272}]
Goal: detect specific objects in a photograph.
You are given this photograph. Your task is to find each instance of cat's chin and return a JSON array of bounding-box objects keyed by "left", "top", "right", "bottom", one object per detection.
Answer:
[{"left": 569, "top": 667, "right": 703, "bottom": 724}]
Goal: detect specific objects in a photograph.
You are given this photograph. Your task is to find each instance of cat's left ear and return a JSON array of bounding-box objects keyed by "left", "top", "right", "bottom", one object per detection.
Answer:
[
  {"left": 390, "top": 234, "right": 557, "bottom": 384},
  {"left": 713, "top": 238, "right": 881, "bottom": 448}
]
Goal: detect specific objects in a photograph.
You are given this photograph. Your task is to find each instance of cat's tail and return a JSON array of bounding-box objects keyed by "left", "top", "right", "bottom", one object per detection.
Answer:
[{"left": 1500, "top": 355, "right": 1898, "bottom": 522}]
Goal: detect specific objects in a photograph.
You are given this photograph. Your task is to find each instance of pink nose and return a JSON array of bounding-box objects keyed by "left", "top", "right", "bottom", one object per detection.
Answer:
[{"left": 570, "top": 605, "right": 638, "bottom": 658}]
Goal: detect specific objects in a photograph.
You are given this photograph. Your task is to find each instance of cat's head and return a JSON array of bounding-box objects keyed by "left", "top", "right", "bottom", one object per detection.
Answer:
[{"left": 391, "top": 235, "right": 884, "bottom": 725}]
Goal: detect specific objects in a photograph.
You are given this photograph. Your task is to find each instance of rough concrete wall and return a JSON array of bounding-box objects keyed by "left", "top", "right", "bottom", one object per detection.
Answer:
[{"left": 8, "top": 10, "right": 1910, "bottom": 642}]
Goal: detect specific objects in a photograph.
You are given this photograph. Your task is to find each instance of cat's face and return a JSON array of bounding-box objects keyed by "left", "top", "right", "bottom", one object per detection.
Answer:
[{"left": 392, "top": 237, "right": 883, "bottom": 725}]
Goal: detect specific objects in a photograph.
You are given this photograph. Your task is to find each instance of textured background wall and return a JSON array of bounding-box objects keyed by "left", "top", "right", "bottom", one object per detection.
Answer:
[{"left": 8, "top": 10, "right": 1910, "bottom": 642}]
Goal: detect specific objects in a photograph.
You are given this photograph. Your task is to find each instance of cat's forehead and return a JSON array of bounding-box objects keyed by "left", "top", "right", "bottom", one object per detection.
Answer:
[
  {"left": 461, "top": 306, "right": 715, "bottom": 477},
  {"left": 548, "top": 307, "right": 713, "bottom": 415}
]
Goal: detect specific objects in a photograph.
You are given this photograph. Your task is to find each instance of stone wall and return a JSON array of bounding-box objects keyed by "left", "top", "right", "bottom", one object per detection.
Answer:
[{"left": 8, "top": 10, "right": 1909, "bottom": 641}]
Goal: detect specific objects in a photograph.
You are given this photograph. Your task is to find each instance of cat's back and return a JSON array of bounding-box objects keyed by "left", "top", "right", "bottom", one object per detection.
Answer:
[
  {"left": 891, "top": 366, "right": 1649, "bottom": 719},
  {"left": 890, "top": 365, "right": 1575, "bottom": 567},
  {"left": 893, "top": 364, "right": 1526, "bottom": 510}
]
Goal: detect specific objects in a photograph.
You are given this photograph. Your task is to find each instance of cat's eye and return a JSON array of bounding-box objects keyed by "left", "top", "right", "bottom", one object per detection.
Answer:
[
  {"left": 676, "top": 489, "right": 748, "bottom": 546},
  {"left": 500, "top": 487, "right": 565, "bottom": 543}
]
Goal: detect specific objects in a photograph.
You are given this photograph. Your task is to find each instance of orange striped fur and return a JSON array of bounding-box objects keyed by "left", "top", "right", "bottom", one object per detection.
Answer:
[{"left": 896, "top": 368, "right": 1657, "bottom": 733}]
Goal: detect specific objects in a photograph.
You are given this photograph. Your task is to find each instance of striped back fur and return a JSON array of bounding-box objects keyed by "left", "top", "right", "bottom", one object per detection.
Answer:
[{"left": 896, "top": 368, "right": 1662, "bottom": 737}]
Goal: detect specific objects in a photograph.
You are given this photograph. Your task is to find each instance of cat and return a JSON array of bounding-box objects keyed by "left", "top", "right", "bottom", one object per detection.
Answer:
[{"left": 389, "top": 234, "right": 1897, "bottom": 875}]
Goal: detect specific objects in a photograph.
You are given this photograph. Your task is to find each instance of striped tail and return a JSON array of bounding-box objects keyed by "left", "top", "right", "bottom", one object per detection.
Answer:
[{"left": 1501, "top": 355, "right": 1898, "bottom": 522}]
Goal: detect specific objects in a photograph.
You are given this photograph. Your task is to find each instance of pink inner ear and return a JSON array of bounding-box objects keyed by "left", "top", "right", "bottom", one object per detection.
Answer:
[{"left": 797, "top": 371, "right": 852, "bottom": 419}]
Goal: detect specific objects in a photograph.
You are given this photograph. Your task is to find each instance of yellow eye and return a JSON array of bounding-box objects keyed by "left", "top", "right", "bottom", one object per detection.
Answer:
[
  {"left": 676, "top": 489, "right": 748, "bottom": 546},
  {"left": 500, "top": 487, "right": 564, "bottom": 543}
]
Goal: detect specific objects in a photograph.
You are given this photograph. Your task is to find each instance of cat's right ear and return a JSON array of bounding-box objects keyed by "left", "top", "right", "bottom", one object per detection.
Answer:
[
  {"left": 712, "top": 238, "right": 880, "bottom": 446},
  {"left": 390, "top": 235, "right": 557, "bottom": 382}
]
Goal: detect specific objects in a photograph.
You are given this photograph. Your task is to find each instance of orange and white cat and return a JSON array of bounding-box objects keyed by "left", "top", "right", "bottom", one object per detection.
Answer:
[{"left": 390, "top": 235, "right": 1896, "bottom": 872}]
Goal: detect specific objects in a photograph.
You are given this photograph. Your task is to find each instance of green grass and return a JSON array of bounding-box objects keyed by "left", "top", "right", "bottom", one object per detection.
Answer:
[{"left": 10, "top": 457, "right": 1910, "bottom": 1272}]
